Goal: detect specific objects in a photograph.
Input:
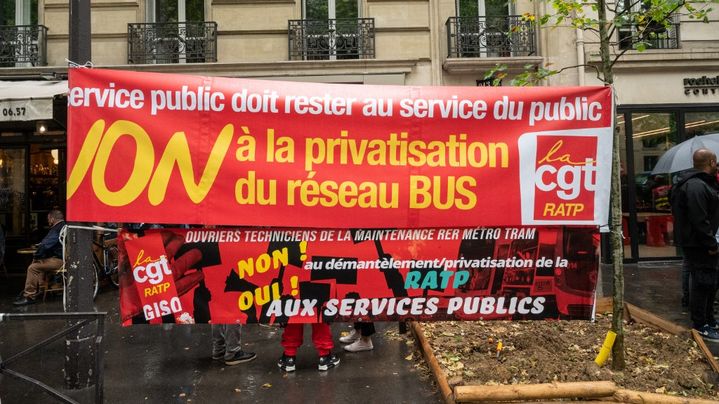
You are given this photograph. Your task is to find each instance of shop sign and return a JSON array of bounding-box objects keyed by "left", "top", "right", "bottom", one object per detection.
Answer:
[
  {"left": 684, "top": 75, "right": 719, "bottom": 95},
  {"left": 0, "top": 98, "right": 53, "bottom": 121}
]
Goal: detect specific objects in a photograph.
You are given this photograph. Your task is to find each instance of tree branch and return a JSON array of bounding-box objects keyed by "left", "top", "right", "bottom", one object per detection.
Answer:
[
  {"left": 554, "top": 63, "right": 605, "bottom": 83},
  {"left": 609, "top": 46, "right": 632, "bottom": 70}
]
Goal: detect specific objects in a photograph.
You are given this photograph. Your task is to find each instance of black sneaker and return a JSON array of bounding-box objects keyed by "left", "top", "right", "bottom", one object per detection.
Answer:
[
  {"left": 13, "top": 295, "right": 37, "bottom": 306},
  {"left": 224, "top": 350, "right": 256, "bottom": 366},
  {"left": 696, "top": 325, "right": 719, "bottom": 341},
  {"left": 317, "top": 354, "right": 340, "bottom": 371},
  {"left": 277, "top": 354, "right": 296, "bottom": 372}
]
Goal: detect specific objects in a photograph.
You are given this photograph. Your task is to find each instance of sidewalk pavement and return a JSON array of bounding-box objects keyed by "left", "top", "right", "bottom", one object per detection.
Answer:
[
  {"left": 599, "top": 261, "right": 690, "bottom": 329},
  {"left": 0, "top": 260, "right": 697, "bottom": 403},
  {"left": 0, "top": 276, "right": 441, "bottom": 404}
]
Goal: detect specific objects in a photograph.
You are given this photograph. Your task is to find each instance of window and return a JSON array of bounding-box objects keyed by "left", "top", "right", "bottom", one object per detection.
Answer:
[
  {"left": 452, "top": 0, "right": 531, "bottom": 58},
  {"left": 147, "top": 0, "right": 204, "bottom": 23},
  {"left": 0, "top": 0, "right": 39, "bottom": 26},
  {"left": 139, "top": 0, "right": 211, "bottom": 63},
  {"left": 0, "top": 1, "right": 44, "bottom": 67},
  {"left": 617, "top": 0, "right": 679, "bottom": 50},
  {"left": 297, "top": 0, "right": 367, "bottom": 60}
]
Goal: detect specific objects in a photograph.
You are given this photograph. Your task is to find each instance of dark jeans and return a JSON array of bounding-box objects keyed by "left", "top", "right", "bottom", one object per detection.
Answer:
[
  {"left": 354, "top": 322, "right": 375, "bottom": 337},
  {"left": 682, "top": 258, "right": 690, "bottom": 304},
  {"left": 684, "top": 247, "right": 719, "bottom": 329}
]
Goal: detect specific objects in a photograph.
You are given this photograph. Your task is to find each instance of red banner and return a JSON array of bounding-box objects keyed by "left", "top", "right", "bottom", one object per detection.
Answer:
[
  {"left": 118, "top": 227, "right": 598, "bottom": 325},
  {"left": 66, "top": 69, "right": 613, "bottom": 228}
]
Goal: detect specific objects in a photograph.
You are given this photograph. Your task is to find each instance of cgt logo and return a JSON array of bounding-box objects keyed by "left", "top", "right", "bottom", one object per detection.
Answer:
[
  {"left": 535, "top": 138, "right": 597, "bottom": 203},
  {"left": 519, "top": 132, "right": 604, "bottom": 224}
]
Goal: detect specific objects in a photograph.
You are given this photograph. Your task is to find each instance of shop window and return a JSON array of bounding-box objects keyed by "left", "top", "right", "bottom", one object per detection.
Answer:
[
  {"left": 630, "top": 112, "right": 677, "bottom": 259},
  {"left": 685, "top": 112, "right": 719, "bottom": 138}
]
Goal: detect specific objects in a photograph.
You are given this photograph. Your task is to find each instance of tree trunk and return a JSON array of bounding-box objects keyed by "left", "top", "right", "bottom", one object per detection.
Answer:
[{"left": 597, "top": 0, "right": 626, "bottom": 370}]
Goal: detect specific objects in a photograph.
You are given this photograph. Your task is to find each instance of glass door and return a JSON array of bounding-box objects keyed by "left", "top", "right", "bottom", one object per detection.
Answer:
[
  {"left": 0, "top": 147, "right": 27, "bottom": 238},
  {"left": 628, "top": 112, "right": 678, "bottom": 259},
  {"left": 28, "top": 145, "right": 63, "bottom": 237}
]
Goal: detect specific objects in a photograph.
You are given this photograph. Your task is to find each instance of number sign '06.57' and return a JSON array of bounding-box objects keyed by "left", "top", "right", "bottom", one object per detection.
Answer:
[{"left": 66, "top": 68, "right": 613, "bottom": 228}]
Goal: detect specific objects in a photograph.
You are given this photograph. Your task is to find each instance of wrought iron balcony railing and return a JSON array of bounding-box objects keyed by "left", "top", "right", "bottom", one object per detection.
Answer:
[
  {"left": 288, "top": 18, "right": 375, "bottom": 61},
  {"left": 127, "top": 21, "right": 217, "bottom": 64},
  {"left": 446, "top": 16, "right": 535, "bottom": 58},
  {"left": 618, "top": 17, "right": 680, "bottom": 50},
  {"left": 0, "top": 25, "right": 48, "bottom": 67}
]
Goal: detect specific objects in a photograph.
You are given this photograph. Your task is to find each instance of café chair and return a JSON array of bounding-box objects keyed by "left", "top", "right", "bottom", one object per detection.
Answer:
[{"left": 41, "top": 265, "right": 66, "bottom": 302}]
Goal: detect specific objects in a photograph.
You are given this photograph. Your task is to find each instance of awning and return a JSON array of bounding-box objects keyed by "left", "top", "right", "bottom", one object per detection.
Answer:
[{"left": 0, "top": 80, "right": 68, "bottom": 122}]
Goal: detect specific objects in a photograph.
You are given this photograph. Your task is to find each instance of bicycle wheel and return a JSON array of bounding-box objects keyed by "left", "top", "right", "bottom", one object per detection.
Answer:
[
  {"left": 92, "top": 265, "right": 99, "bottom": 300},
  {"left": 91, "top": 259, "right": 100, "bottom": 300},
  {"left": 63, "top": 266, "right": 99, "bottom": 308},
  {"left": 107, "top": 245, "right": 120, "bottom": 288}
]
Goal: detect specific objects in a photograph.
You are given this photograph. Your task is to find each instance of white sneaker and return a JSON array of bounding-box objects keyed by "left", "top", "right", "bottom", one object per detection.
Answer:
[
  {"left": 344, "top": 338, "right": 373, "bottom": 352},
  {"left": 339, "top": 329, "right": 359, "bottom": 344}
]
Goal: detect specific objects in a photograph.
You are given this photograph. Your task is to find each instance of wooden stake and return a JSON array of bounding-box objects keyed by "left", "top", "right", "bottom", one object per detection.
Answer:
[
  {"left": 595, "top": 296, "right": 613, "bottom": 313},
  {"left": 409, "top": 321, "right": 454, "bottom": 404},
  {"left": 453, "top": 381, "right": 617, "bottom": 402},
  {"left": 614, "top": 388, "right": 718, "bottom": 404},
  {"left": 691, "top": 329, "right": 719, "bottom": 374},
  {"left": 625, "top": 303, "right": 687, "bottom": 336}
]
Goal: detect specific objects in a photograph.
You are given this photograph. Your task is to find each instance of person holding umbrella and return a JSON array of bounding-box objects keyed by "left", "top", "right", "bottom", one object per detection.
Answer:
[{"left": 671, "top": 148, "right": 719, "bottom": 340}]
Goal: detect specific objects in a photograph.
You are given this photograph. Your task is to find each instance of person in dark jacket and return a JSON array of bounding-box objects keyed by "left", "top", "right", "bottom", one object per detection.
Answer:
[
  {"left": 13, "top": 210, "right": 66, "bottom": 306},
  {"left": 671, "top": 149, "right": 719, "bottom": 340}
]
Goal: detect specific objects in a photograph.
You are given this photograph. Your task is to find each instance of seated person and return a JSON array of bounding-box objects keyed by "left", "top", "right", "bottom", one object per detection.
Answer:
[{"left": 13, "top": 210, "right": 66, "bottom": 306}]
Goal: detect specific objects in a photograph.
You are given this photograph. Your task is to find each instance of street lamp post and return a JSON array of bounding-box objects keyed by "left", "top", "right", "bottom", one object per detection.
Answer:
[{"left": 64, "top": 0, "right": 95, "bottom": 390}]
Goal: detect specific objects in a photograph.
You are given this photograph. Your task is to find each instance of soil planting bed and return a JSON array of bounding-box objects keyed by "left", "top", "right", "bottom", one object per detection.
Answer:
[{"left": 403, "top": 311, "right": 719, "bottom": 402}]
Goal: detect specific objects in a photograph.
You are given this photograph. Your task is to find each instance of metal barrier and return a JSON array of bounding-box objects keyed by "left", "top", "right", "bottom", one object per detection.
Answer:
[{"left": 0, "top": 312, "right": 106, "bottom": 404}]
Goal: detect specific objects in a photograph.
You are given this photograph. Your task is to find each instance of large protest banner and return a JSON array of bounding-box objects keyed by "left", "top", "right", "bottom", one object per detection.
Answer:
[
  {"left": 66, "top": 69, "right": 613, "bottom": 228},
  {"left": 65, "top": 69, "right": 611, "bottom": 325},
  {"left": 118, "top": 226, "right": 598, "bottom": 325}
]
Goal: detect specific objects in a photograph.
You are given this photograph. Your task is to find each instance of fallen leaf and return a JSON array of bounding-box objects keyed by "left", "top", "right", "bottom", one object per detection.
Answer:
[
  {"left": 262, "top": 383, "right": 272, "bottom": 389},
  {"left": 405, "top": 354, "right": 413, "bottom": 360},
  {"left": 234, "top": 388, "right": 241, "bottom": 393}
]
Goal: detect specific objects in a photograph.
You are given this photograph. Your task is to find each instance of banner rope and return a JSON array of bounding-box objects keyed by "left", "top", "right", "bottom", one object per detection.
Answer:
[
  {"left": 66, "top": 59, "right": 94, "bottom": 68},
  {"left": 64, "top": 224, "right": 118, "bottom": 233}
]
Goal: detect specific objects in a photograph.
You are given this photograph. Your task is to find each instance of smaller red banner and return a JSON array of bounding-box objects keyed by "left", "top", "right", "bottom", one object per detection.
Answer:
[{"left": 118, "top": 226, "right": 599, "bottom": 326}]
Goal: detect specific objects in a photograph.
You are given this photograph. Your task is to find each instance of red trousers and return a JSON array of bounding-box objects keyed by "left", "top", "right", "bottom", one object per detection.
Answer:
[{"left": 281, "top": 323, "right": 333, "bottom": 357}]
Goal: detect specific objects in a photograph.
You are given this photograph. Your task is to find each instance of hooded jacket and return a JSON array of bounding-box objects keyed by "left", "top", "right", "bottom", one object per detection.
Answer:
[{"left": 671, "top": 169, "right": 719, "bottom": 251}]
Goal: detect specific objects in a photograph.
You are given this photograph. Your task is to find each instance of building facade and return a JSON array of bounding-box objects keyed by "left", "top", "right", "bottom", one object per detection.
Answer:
[{"left": 0, "top": 0, "right": 718, "bottom": 263}]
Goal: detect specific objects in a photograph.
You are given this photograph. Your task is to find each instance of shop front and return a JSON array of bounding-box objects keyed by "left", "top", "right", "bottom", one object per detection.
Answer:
[
  {"left": 618, "top": 105, "right": 719, "bottom": 260},
  {"left": 614, "top": 72, "right": 719, "bottom": 261},
  {"left": 0, "top": 80, "right": 67, "bottom": 272}
]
